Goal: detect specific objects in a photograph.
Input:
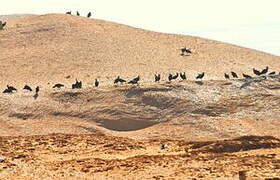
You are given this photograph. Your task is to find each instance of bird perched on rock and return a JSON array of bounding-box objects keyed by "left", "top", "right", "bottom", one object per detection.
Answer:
[
  {"left": 242, "top": 73, "right": 252, "bottom": 79},
  {"left": 128, "top": 76, "right": 140, "bottom": 85},
  {"left": 260, "top": 66, "right": 269, "bottom": 75},
  {"left": 180, "top": 72, "right": 186, "bottom": 80},
  {"left": 224, "top": 73, "right": 230, "bottom": 79},
  {"left": 253, "top": 68, "right": 261, "bottom": 76},
  {"left": 95, "top": 79, "right": 99, "bottom": 87},
  {"left": 3, "top": 85, "right": 17, "bottom": 93},
  {"left": 196, "top": 72, "right": 205, "bottom": 79},
  {"left": 172, "top": 73, "right": 179, "bottom": 80},
  {"left": 0, "top": 21, "right": 7, "bottom": 30},
  {"left": 23, "top": 85, "right": 32, "bottom": 91},
  {"left": 35, "top": 86, "right": 40, "bottom": 93},
  {"left": 168, "top": 73, "right": 173, "bottom": 81},
  {"left": 87, "top": 12, "right": 92, "bottom": 18},
  {"left": 231, "top": 71, "right": 238, "bottom": 78},
  {"left": 268, "top": 71, "right": 276, "bottom": 75},
  {"left": 53, "top": 83, "right": 64, "bottom": 88},
  {"left": 114, "top": 76, "right": 126, "bottom": 84},
  {"left": 154, "top": 74, "right": 161, "bottom": 82}
]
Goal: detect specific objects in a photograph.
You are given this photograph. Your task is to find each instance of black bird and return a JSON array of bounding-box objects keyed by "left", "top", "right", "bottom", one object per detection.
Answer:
[
  {"left": 72, "top": 79, "right": 82, "bottom": 89},
  {"left": 95, "top": 79, "right": 99, "bottom": 87},
  {"left": 196, "top": 72, "right": 205, "bottom": 79},
  {"left": 53, "top": 83, "right": 64, "bottom": 88},
  {"left": 268, "top": 71, "right": 276, "bottom": 75},
  {"left": 231, "top": 71, "right": 238, "bottom": 78},
  {"left": 7, "top": 85, "right": 17, "bottom": 91},
  {"left": 33, "top": 93, "right": 39, "bottom": 100},
  {"left": 3, "top": 88, "right": 13, "bottom": 93},
  {"left": 260, "top": 66, "right": 268, "bottom": 75},
  {"left": 3, "top": 85, "right": 17, "bottom": 93},
  {"left": 253, "top": 68, "right": 261, "bottom": 76},
  {"left": 172, "top": 73, "right": 179, "bottom": 80},
  {"left": 154, "top": 74, "right": 161, "bottom": 82},
  {"left": 168, "top": 73, "right": 173, "bottom": 81},
  {"left": 76, "top": 11, "right": 80, "bottom": 16},
  {"left": 23, "top": 85, "right": 32, "bottom": 91},
  {"left": 87, "top": 12, "right": 92, "bottom": 18},
  {"left": 180, "top": 72, "right": 186, "bottom": 80},
  {"left": 224, "top": 73, "right": 230, "bottom": 79},
  {"left": 180, "top": 47, "right": 191, "bottom": 56},
  {"left": 35, "top": 86, "right": 40, "bottom": 93},
  {"left": 114, "top": 76, "right": 126, "bottom": 84},
  {"left": 242, "top": 73, "right": 252, "bottom": 79},
  {"left": 128, "top": 76, "right": 140, "bottom": 85},
  {"left": 66, "top": 11, "right": 71, "bottom": 15},
  {"left": 0, "top": 21, "right": 7, "bottom": 30}
]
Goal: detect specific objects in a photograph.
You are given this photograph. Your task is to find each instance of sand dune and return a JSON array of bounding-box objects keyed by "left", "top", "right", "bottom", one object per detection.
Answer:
[
  {"left": 0, "top": 13, "right": 279, "bottom": 89},
  {"left": 1, "top": 14, "right": 280, "bottom": 179}
]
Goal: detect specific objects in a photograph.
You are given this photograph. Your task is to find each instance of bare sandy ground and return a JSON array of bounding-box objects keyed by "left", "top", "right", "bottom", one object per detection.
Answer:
[{"left": 0, "top": 14, "right": 280, "bottom": 179}]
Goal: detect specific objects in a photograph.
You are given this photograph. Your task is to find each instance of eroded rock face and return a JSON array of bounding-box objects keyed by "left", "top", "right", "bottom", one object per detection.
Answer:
[{"left": 0, "top": 75, "right": 280, "bottom": 139}]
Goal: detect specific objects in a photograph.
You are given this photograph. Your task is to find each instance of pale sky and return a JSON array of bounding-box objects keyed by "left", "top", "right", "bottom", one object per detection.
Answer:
[{"left": 2, "top": 0, "right": 280, "bottom": 55}]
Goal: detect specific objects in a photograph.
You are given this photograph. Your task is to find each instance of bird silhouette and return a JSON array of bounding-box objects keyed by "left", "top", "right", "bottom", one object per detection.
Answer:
[
  {"left": 87, "top": 12, "right": 92, "bottom": 18},
  {"left": 268, "top": 71, "right": 276, "bottom": 75},
  {"left": 180, "top": 47, "right": 191, "bottom": 56},
  {"left": 95, "top": 79, "right": 99, "bottom": 87},
  {"left": 53, "top": 83, "right": 64, "bottom": 88},
  {"left": 196, "top": 72, "right": 205, "bottom": 79},
  {"left": 224, "top": 73, "right": 230, "bottom": 79},
  {"left": 242, "top": 73, "right": 252, "bottom": 79},
  {"left": 260, "top": 66, "right": 268, "bottom": 75},
  {"left": 35, "top": 86, "right": 40, "bottom": 93},
  {"left": 231, "top": 71, "right": 238, "bottom": 78},
  {"left": 128, "top": 76, "right": 140, "bottom": 84},
  {"left": 154, "top": 74, "right": 161, "bottom": 82},
  {"left": 76, "top": 11, "right": 80, "bottom": 16},
  {"left": 23, "top": 85, "right": 32, "bottom": 91},
  {"left": 7, "top": 85, "right": 17, "bottom": 91},
  {"left": 172, "top": 73, "right": 179, "bottom": 80},
  {"left": 0, "top": 21, "right": 7, "bottom": 30},
  {"left": 114, "top": 76, "right": 126, "bottom": 84},
  {"left": 66, "top": 11, "right": 71, "bottom": 15},
  {"left": 253, "top": 68, "right": 261, "bottom": 76},
  {"left": 180, "top": 72, "right": 186, "bottom": 80},
  {"left": 168, "top": 74, "right": 173, "bottom": 81}
]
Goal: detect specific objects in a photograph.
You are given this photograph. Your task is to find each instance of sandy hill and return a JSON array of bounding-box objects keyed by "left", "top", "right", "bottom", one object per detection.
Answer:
[
  {"left": 1, "top": 14, "right": 280, "bottom": 179},
  {"left": 0, "top": 13, "right": 279, "bottom": 88}
]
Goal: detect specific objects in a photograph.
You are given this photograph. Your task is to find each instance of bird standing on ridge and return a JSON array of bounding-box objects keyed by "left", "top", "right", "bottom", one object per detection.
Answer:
[
  {"left": 196, "top": 72, "right": 205, "bottom": 79},
  {"left": 76, "top": 11, "right": 80, "bottom": 16},
  {"left": 114, "top": 76, "right": 126, "bottom": 84},
  {"left": 168, "top": 74, "right": 173, "bottom": 81},
  {"left": 231, "top": 71, "right": 238, "bottom": 78},
  {"left": 128, "top": 76, "right": 140, "bottom": 85},
  {"left": 180, "top": 72, "right": 186, "bottom": 80},
  {"left": 23, "top": 85, "right": 32, "bottom": 91},
  {"left": 242, "top": 73, "right": 252, "bottom": 79},
  {"left": 253, "top": 68, "right": 261, "bottom": 76},
  {"left": 0, "top": 21, "right": 7, "bottom": 30},
  {"left": 260, "top": 66, "right": 269, "bottom": 75},
  {"left": 224, "top": 73, "right": 230, "bottom": 79},
  {"left": 95, "top": 79, "right": 99, "bottom": 87},
  {"left": 154, "top": 74, "right": 161, "bottom": 82},
  {"left": 35, "top": 86, "right": 40, "bottom": 93},
  {"left": 53, "top": 83, "right": 64, "bottom": 88},
  {"left": 87, "top": 12, "right": 92, "bottom": 18}
]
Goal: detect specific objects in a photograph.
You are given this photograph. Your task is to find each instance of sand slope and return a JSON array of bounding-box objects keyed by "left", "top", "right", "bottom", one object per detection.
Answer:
[{"left": 0, "top": 13, "right": 279, "bottom": 88}]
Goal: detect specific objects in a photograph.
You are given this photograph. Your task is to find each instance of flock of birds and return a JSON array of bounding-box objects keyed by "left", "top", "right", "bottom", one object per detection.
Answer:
[
  {"left": 66, "top": 11, "right": 92, "bottom": 18},
  {"left": 2, "top": 66, "right": 278, "bottom": 99}
]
